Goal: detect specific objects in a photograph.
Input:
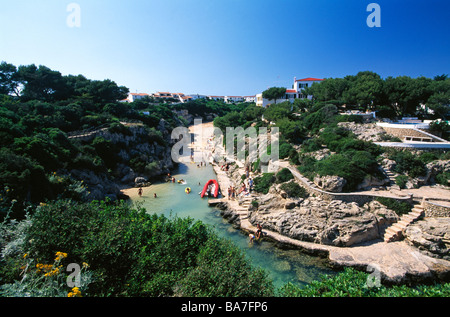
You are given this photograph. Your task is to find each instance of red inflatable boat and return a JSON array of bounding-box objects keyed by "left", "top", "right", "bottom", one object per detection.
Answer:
[{"left": 201, "top": 179, "right": 219, "bottom": 198}]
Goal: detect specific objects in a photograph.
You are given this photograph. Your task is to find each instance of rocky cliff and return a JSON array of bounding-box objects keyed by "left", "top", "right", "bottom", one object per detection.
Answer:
[{"left": 68, "top": 120, "right": 178, "bottom": 201}]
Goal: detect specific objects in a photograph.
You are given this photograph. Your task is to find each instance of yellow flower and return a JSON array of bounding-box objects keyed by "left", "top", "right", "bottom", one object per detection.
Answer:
[
  {"left": 23, "top": 253, "right": 28, "bottom": 259},
  {"left": 82, "top": 262, "right": 89, "bottom": 269},
  {"left": 55, "top": 252, "right": 68, "bottom": 261},
  {"left": 68, "top": 287, "right": 82, "bottom": 297}
]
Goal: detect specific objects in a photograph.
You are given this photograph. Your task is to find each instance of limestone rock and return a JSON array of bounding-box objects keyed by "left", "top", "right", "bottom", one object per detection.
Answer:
[
  {"left": 135, "top": 177, "right": 151, "bottom": 187},
  {"left": 405, "top": 218, "right": 450, "bottom": 261},
  {"left": 314, "top": 175, "right": 347, "bottom": 193},
  {"left": 250, "top": 197, "right": 389, "bottom": 247}
]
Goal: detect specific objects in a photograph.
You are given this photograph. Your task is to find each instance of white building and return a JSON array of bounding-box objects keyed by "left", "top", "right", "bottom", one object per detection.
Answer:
[
  {"left": 256, "top": 77, "right": 324, "bottom": 107},
  {"left": 208, "top": 96, "right": 225, "bottom": 101},
  {"left": 293, "top": 77, "right": 324, "bottom": 99},
  {"left": 124, "top": 93, "right": 151, "bottom": 103},
  {"left": 224, "top": 96, "right": 245, "bottom": 104},
  {"left": 189, "top": 94, "right": 208, "bottom": 101},
  {"left": 244, "top": 95, "right": 256, "bottom": 103}
]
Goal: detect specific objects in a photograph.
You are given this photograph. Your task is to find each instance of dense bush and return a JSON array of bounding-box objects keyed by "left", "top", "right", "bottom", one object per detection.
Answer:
[
  {"left": 253, "top": 173, "right": 275, "bottom": 194},
  {"left": 275, "top": 168, "right": 294, "bottom": 183},
  {"left": 387, "top": 150, "right": 426, "bottom": 178},
  {"left": 279, "top": 181, "right": 309, "bottom": 199},
  {"left": 0, "top": 200, "right": 274, "bottom": 297},
  {"left": 278, "top": 267, "right": 450, "bottom": 297},
  {"left": 376, "top": 197, "right": 412, "bottom": 216}
]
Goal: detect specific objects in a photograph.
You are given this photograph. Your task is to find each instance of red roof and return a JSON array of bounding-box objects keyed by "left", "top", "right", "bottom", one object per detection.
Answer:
[{"left": 295, "top": 77, "right": 324, "bottom": 82}]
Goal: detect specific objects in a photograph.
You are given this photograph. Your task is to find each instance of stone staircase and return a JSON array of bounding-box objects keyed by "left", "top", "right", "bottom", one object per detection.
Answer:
[
  {"left": 383, "top": 202, "right": 425, "bottom": 242},
  {"left": 384, "top": 169, "right": 397, "bottom": 186},
  {"left": 235, "top": 195, "right": 256, "bottom": 220}
]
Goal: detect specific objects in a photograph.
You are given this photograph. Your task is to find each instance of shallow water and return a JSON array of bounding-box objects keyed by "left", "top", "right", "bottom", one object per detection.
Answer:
[{"left": 126, "top": 163, "right": 336, "bottom": 288}]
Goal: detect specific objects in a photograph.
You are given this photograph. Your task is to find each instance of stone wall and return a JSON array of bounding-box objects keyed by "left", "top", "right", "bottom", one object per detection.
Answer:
[{"left": 422, "top": 199, "right": 450, "bottom": 217}]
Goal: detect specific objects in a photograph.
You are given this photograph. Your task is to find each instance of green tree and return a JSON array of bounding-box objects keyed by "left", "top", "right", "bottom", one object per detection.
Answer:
[
  {"left": 343, "top": 71, "right": 383, "bottom": 110},
  {"left": 382, "top": 76, "right": 432, "bottom": 117},
  {"left": 0, "top": 62, "right": 20, "bottom": 96},
  {"left": 427, "top": 78, "right": 450, "bottom": 120},
  {"left": 262, "top": 87, "right": 286, "bottom": 105},
  {"left": 17, "top": 64, "right": 70, "bottom": 101}
]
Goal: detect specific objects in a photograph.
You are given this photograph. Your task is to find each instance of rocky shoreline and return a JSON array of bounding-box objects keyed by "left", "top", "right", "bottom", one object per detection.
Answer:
[{"left": 211, "top": 162, "right": 450, "bottom": 285}]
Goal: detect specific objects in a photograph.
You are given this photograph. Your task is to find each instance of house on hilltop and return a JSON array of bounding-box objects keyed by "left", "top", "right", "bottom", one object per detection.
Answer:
[{"left": 256, "top": 77, "right": 324, "bottom": 107}]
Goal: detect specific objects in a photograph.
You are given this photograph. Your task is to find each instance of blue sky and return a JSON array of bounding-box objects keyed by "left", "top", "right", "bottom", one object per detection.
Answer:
[{"left": 1, "top": 0, "right": 449, "bottom": 96}]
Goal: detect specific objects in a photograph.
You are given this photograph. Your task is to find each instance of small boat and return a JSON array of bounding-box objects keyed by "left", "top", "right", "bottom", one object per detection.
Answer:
[
  {"left": 200, "top": 179, "right": 219, "bottom": 198},
  {"left": 185, "top": 187, "right": 191, "bottom": 194}
]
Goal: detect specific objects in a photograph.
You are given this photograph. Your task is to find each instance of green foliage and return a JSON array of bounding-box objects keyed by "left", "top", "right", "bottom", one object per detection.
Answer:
[
  {"left": 301, "top": 104, "right": 338, "bottom": 133},
  {"left": 277, "top": 267, "right": 450, "bottom": 297},
  {"left": 376, "top": 197, "right": 412, "bottom": 216},
  {"left": 436, "top": 172, "right": 450, "bottom": 186},
  {"left": 388, "top": 150, "right": 426, "bottom": 178},
  {"left": 279, "top": 141, "right": 295, "bottom": 159},
  {"left": 10, "top": 200, "right": 273, "bottom": 297},
  {"left": 395, "top": 175, "right": 409, "bottom": 189},
  {"left": 253, "top": 173, "right": 275, "bottom": 194},
  {"left": 176, "top": 235, "right": 274, "bottom": 297},
  {"left": 262, "top": 87, "right": 287, "bottom": 104},
  {"left": 279, "top": 181, "right": 309, "bottom": 199},
  {"left": 275, "top": 168, "right": 294, "bottom": 183},
  {"left": 263, "top": 101, "right": 291, "bottom": 123}
]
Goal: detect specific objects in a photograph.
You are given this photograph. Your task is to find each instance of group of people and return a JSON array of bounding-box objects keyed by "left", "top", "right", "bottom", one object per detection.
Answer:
[
  {"left": 138, "top": 187, "right": 157, "bottom": 198},
  {"left": 227, "top": 177, "right": 253, "bottom": 200}
]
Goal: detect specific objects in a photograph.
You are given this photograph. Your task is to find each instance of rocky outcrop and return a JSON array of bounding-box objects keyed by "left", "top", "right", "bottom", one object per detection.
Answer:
[
  {"left": 314, "top": 175, "right": 347, "bottom": 193},
  {"left": 425, "top": 160, "right": 450, "bottom": 185},
  {"left": 68, "top": 122, "right": 178, "bottom": 200},
  {"left": 337, "top": 122, "right": 390, "bottom": 142},
  {"left": 69, "top": 169, "right": 123, "bottom": 201},
  {"left": 249, "top": 194, "right": 399, "bottom": 247},
  {"left": 405, "top": 218, "right": 450, "bottom": 261}
]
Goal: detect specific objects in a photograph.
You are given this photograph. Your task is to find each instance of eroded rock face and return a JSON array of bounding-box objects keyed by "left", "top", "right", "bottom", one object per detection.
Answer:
[
  {"left": 250, "top": 197, "right": 396, "bottom": 247},
  {"left": 405, "top": 218, "right": 450, "bottom": 261},
  {"left": 337, "top": 122, "right": 388, "bottom": 142},
  {"left": 314, "top": 175, "right": 347, "bottom": 193}
]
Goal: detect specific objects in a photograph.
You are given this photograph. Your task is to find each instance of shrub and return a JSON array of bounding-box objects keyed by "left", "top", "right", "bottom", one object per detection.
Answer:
[
  {"left": 301, "top": 138, "right": 322, "bottom": 153},
  {"left": 315, "top": 154, "right": 366, "bottom": 191},
  {"left": 436, "top": 172, "right": 450, "bottom": 186},
  {"left": 175, "top": 235, "right": 274, "bottom": 297},
  {"left": 376, "top": 197, "right": 412, "bottom": 216},
  {"left": 9, "top": 200, "right": 273, "bottom": 297},
  {"left": 279, "top": 182, "right": 309, "bottom": 199},
  {"left": 253, "top": 173, "right": 275, "bottom": 194},
  {"left": 395, "top": 175, "right": 408, "bottom": 189},
  {"left": 388, "top": 150, "right": 426, "bottom": 178},
  {"left": 277, "top": 267, "right": 450, "bottom": 297},
  {"left": 275, "top": 168, "right": 294, "bottom": 183},
  {"left": 279, "top": 142, "right": 295, "bottom": 159}
]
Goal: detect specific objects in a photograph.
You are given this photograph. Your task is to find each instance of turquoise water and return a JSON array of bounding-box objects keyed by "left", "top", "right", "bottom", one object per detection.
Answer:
[{"left": 128, "top": 162, "right": 335, "bottom": 288}]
